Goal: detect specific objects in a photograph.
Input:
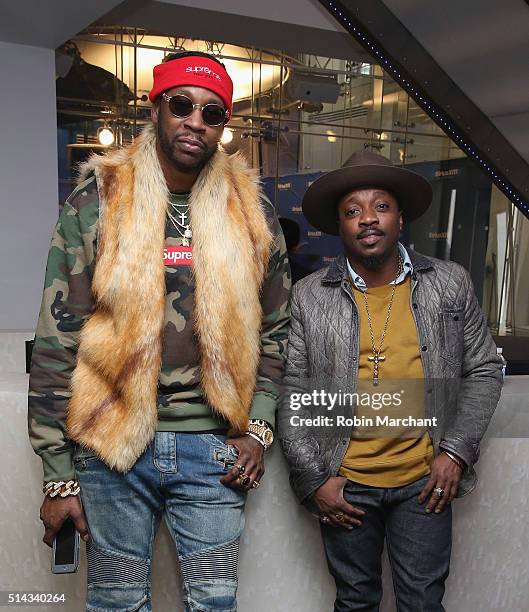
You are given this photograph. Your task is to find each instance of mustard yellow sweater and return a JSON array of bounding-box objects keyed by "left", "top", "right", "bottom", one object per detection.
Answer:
[{"left": 340, "top": 276, "right": 433, "bottom": 487}]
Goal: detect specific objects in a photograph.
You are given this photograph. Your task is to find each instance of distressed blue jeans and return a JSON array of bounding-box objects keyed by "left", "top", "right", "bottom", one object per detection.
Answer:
[
  {"left": 74, "top": 432, "right": 246, "bottom": 612},
  {"left": 321, "top": 476, "right": 452, "bottom": 612}
]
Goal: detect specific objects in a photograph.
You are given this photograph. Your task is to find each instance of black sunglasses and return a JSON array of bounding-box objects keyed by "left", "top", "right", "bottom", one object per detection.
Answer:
[{"left": 162, "top": 93, "right": 229, "bottom": 127}]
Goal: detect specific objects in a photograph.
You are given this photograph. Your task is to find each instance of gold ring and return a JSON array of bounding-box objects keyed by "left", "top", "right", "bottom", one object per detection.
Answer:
[
  {"left": 335, "top": 513, "right": 345, "bottom": 522},
  {"left": 238, "top": 474, "right": 251, "bottom": 487},
  {"left": 236, "top": 464, "right": 246, "bottom": 474},
  {"left": 251, "top": 480, "right": 260, "bottom": 489}
]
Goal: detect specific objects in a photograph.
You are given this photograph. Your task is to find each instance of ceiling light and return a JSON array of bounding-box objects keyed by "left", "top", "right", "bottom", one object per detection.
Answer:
[
  {"left": 77, "top": 37, "right": 286, "bottom": 103},
  {"left": 221, "top": 128, "right": 234, "bottom": 145},
  {"left": 326, "top": 129, "right": 337, "bottom": 143},
  {"left": 97, "top": 126, "right": 115, "bottom": 146}
]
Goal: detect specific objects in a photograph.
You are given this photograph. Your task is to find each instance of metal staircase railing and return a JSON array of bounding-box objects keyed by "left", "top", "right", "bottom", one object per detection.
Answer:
[{"left": 317, "top": 0, "right": 529, "bottom": 219}]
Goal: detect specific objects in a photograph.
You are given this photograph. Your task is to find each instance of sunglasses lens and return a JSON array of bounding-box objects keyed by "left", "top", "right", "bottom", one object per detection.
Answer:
[
  {"left": 202, "top": 105, "right": 226, "bottom": 126},
  {"left": 166, "top": 95, "right": 226, "bottom": 126},
  {"left": 168, "top": 95, "right": 194, "bottom": 118}
]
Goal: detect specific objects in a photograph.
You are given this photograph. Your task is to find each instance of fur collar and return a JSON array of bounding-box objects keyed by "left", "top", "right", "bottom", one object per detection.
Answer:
[{"left": 66, "top": 124, "right": 272, "bottom": 471}]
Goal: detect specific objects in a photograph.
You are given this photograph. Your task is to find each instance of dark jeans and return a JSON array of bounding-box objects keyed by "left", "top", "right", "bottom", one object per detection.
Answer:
[{"left": 321, "top": 476, "right": 452, "bottom": 612}]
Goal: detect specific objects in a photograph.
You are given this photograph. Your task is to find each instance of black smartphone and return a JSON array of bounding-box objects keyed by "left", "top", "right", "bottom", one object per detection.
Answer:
[{"left": 51, "top": 519, "right": 80, "bottom": 574}]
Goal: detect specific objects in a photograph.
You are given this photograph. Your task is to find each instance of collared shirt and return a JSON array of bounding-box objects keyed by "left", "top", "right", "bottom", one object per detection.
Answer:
[{"left": 346, "top": 242, "right": 413, "bottom": 291}]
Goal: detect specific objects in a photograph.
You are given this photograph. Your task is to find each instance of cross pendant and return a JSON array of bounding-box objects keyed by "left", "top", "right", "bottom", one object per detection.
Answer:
[
  {"left": 368, "top": 351, "right": 386, "bottom": 386},
  {"left": 179, "top": 212, "right": 187, "bottom": 225}
]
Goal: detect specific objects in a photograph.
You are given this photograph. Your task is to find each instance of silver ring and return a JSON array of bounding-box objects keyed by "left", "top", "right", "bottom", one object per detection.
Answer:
[
  {"left": 434, "top": 486, "right": 445, "bottom": 498},
  {"left": 320, "top": 515, "right": 330, "bottom": 524}
]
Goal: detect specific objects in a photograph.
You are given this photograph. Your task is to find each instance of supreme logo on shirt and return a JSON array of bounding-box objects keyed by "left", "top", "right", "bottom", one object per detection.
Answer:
[{"left": 164, "top": 246, "right": 193, "bottom": 266}]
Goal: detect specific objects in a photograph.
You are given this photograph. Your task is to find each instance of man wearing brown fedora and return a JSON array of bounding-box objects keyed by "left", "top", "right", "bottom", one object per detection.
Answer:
[{"left": 278, "top": 150, "right": 502, "bottom": 611}]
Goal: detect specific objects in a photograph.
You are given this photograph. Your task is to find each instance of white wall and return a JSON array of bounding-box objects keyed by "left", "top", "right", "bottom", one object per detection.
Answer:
[{"left": 0, "top": 41, "right": 58, "bottom": 331}]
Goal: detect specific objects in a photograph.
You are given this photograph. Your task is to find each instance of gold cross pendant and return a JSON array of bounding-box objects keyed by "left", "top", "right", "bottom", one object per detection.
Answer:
[{"left": 368, "top": 351, "right": 386, "bottom": 386}]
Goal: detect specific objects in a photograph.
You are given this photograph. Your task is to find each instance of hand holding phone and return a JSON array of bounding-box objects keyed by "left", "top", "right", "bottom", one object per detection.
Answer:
[{"left": 40, "top": 494, "right": 89, "bottom": 547}]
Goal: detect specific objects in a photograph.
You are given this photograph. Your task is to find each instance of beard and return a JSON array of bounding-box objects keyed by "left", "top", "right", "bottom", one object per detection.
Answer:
[
  {"left": 360, "top": 253, "right": 387, "bottom": 269},
  {"left": 157, "top": 118, "right": 217, "bottom": 174}
]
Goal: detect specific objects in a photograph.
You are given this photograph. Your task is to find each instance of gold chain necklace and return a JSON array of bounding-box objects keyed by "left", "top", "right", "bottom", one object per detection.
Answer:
[{"left": 360, "top": 256, "right": 403, "bottom": 386}]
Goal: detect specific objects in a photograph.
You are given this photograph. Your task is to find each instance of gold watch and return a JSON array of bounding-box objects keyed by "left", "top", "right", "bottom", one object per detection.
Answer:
[{"left": 246, "top": 419, "right": 274, "bottom": 450}]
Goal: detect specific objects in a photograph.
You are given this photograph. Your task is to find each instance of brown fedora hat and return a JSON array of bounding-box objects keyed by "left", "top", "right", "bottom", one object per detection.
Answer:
[{"left": 302, "top": 150, "right": 433, "bottom": 235}]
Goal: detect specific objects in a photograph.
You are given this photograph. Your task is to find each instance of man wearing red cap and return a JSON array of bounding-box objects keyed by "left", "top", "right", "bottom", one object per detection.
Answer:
[{"left": 29, "top": 51, "right": 290, "bottom": 611}]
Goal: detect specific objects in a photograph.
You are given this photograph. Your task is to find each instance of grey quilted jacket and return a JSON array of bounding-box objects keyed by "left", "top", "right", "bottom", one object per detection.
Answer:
[{"left": 278, "top": 250, "right": 503, "bottom": 504}]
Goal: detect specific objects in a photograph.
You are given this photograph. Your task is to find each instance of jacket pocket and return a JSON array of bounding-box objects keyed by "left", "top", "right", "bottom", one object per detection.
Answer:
[
  {"left": 73, "top": 453, "right": 101, "bottom": 473},
  {"left": 439, "top": 309, "right": 464, "bottom": 364}
]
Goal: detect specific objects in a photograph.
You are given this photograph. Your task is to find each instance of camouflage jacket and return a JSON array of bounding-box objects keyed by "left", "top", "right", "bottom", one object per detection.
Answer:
[{"left": 28, "top": 174, "right": 291, "bottom": 482}]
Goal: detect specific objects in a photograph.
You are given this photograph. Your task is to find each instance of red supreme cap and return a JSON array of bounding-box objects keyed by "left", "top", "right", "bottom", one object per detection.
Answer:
[{"left": 149, "top": 55, "right": 234, "bottom": 119}]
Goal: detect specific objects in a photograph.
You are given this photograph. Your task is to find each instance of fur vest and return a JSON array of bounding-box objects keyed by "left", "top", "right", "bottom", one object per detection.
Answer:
[{"left": 66, "top": 124, "right": 273, "bottom": 471}]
